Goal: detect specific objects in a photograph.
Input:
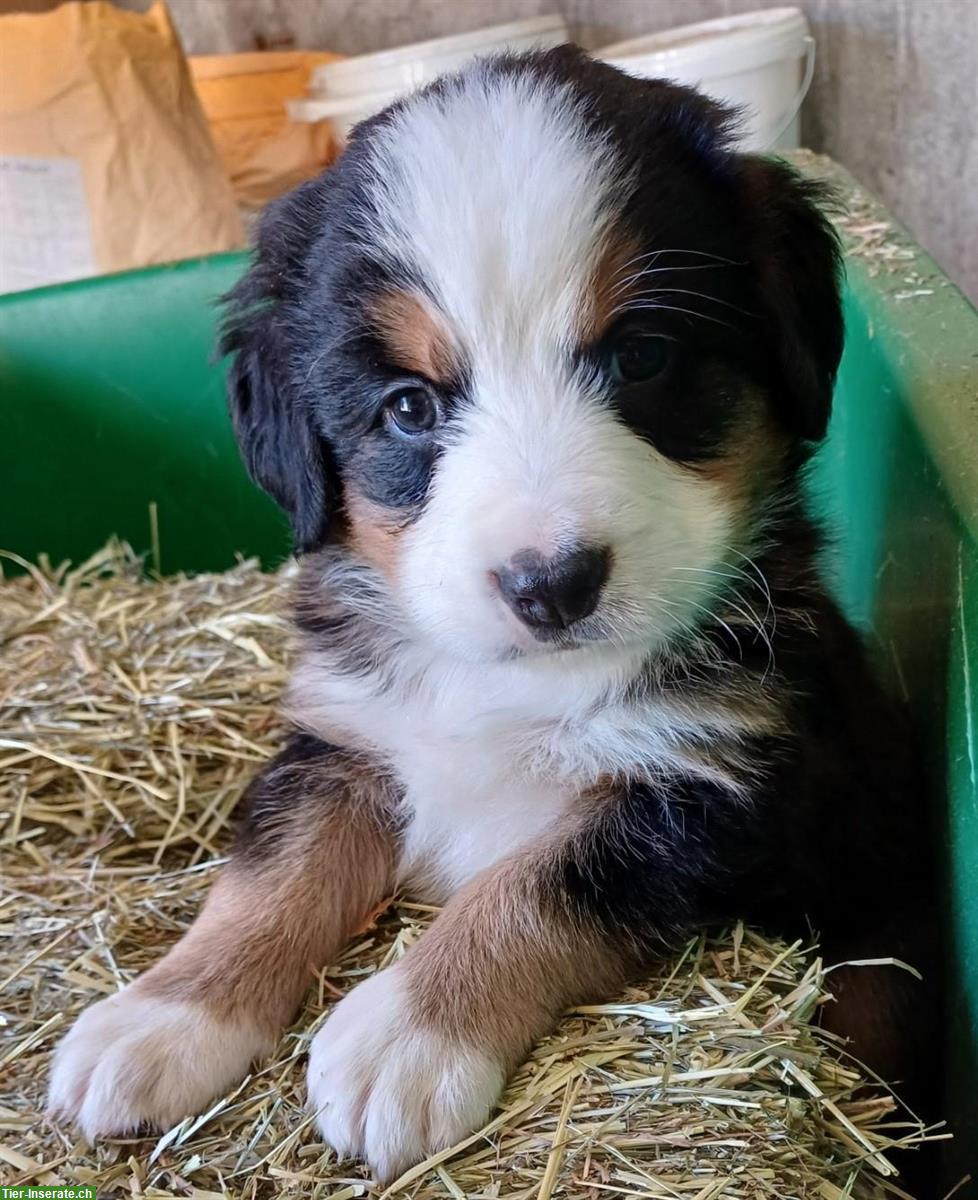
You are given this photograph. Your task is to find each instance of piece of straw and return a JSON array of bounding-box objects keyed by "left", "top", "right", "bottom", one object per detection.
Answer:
[{"left": 1, "top": 542, "right": 933, "bottom": 1198}]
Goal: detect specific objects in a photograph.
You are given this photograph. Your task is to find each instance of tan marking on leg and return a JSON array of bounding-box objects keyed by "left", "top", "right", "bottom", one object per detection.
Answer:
[
  {"left": 370, "top": 289, "right": 460, "bottom": 383},
  {"left": 405, "top": 841, "right": 630, "bottom": 1067},
  {"left": 50, "top": 749, "right": 399, "bottom": 1138},
  {"left": 138, "top": 754, "right": 397, "bottom": 1034}
]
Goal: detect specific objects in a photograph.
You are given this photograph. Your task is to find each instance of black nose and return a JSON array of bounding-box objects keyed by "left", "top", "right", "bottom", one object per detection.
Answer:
[{"left": 495, "top": 546, "right": 610, "bottom": 632}]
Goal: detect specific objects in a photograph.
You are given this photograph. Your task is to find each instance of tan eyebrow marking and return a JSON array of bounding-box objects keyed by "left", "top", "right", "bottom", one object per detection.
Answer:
[
  {"left": 578, "top": 228, "right": 645, "bottom": 344},
  {"left": 370, "top": 289, "right": 461, "bottom": 384}
]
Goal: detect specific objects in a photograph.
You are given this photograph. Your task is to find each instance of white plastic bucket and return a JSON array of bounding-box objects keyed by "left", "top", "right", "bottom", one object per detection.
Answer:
[
  {"left": 289, "top": 86, "right": 406, "bottom": 140},
  {"left": 599, "top": 7, "right": 814, "bottom": 152},
  {"left": 290, "top": 15, "right": 568, "bottom": 139}
]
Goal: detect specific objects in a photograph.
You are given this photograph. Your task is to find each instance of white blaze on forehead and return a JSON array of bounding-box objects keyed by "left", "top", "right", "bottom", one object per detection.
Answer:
[
  {"left": 361, "top": 66, "right": 737, "bottom": 666},
  {"left": 365, "top": 67, "right": 627, "bottom": 359}
]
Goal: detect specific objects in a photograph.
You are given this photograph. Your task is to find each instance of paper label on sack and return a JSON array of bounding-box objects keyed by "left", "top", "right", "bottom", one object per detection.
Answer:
[{"left": 0, "top": 155, "right": 96, "bottom": 294}]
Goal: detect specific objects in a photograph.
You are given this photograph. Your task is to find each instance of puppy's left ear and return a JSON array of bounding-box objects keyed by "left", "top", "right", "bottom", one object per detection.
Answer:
[{"left": 740, "top": 157, "right": 844, "bottom": 443}]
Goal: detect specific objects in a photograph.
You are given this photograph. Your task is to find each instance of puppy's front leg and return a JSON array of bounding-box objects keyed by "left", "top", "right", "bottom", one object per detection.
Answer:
[
  {"left": 309, "top": 847, "right": 632, "bottom": 1182},
  {"left": 49, "top": 734, "right": 397, "bottom": 1141}
]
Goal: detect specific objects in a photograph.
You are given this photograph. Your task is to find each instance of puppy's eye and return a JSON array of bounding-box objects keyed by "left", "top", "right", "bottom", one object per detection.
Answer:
[
  {"left": 608, "top": 332, "right": 674, "bottom": 384},
  {"left": 385, "top": 386, "right": 438, "bottom": 435}
]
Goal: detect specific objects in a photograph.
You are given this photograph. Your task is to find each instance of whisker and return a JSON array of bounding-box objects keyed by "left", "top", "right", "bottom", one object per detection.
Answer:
[
  {"left": 606, "top": 300, "right": 736, "bottom": 329},
  {"left": 659, "top": 592, "right": 743, "bottom": 657},
  {"left": 622, "top": 287, "right": 757, "bottom": 318},
  {"left": 670, "top": 561, "right": 768, "bottom": 606},
  {"left": 609, "top": 261, "right": 740, "bottom": 299},
  {"left": 725, "top": 546, "right": 777, "bottom": 641},
  {"left": 723, "top": 595, "right": 776, "bottom": 678},
  {"left": 669, "top": 565, "right": 756, "bottom": 591},
  {"left": 611, "top": 247, "right": 747, "bottom": 276},
  {"left": 654, "top": 596, "right": 719, "bottom": 652},
  {"left": 655, "top": 562, "right": 778, "bottom": 679}
]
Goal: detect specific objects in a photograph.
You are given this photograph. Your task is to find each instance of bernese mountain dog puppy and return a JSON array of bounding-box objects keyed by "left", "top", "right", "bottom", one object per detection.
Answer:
[{"left": 50, "top": 47, "right": 937, "bottom": 1185}]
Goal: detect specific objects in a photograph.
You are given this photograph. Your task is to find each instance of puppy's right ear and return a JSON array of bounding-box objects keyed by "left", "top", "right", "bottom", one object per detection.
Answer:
[
  {"left": 221, "top": 181, "right": 335, "bottom": 553},
  {"left": 224, "top": 340, "right": 333, "bottom": 554}
]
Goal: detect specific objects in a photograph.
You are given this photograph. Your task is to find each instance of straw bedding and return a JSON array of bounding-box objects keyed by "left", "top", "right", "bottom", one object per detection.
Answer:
[{"left": 1, "top": 543, "right": 931, "bottom": 1198}]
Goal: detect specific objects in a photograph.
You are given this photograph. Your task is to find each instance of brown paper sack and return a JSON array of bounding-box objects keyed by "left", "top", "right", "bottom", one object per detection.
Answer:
[
  {"left": 190, "top": 51, "right": 343, "bottom": 213},
  {"left": 0, "top": 0, "right": 244, "bottom": 294}
]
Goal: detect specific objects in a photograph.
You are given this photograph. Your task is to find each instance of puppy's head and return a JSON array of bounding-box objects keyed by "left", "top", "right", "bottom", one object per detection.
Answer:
[{"left": 223, "top": 47, "right": 842, "bottom": 663}]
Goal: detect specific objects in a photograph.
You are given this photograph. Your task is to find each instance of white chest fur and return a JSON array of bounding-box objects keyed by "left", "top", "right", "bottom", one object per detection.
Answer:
[
  {"left": 288, "top": 639, "right": 750, "bottom": 900},
  {"left": 289, "top": 648, "right": 608, "bottom": 897},
  {"left": 395, "top": 747, "right": 574, "bottom": 899}
]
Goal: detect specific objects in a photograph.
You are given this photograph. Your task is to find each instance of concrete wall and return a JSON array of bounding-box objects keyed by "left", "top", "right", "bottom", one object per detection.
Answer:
[{"left": 164, "top": 0, "right": 978, "bottom": 305}]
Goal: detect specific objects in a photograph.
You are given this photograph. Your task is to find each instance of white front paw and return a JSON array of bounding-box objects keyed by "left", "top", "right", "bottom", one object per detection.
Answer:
[
  {"left": 307, "top": 964, "right": 505, "bottom": 1182},
  {"left": 48, "top": 984, "right": 270, "bottom": 1141}
]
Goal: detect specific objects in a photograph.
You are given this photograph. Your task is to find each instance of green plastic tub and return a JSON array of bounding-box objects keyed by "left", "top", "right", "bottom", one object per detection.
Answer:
[{"left": 2, "top": 157, "right": 976, "bottom": 1178}]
